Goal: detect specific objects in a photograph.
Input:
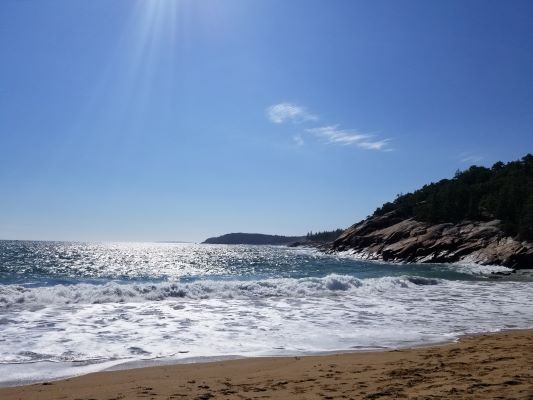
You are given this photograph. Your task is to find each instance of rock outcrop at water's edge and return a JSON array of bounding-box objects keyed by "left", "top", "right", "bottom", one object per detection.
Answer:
[{"left": 330, "top": 211, "right": 533, "bottom": 269}]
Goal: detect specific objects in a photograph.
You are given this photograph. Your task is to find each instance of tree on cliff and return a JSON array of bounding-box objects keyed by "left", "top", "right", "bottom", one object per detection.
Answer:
[
  {"left": 306, "top": 229, "right": 345, "bottom": 242},
  {"left": 373, "top": 154, "right": 533, "bottom": 240}
]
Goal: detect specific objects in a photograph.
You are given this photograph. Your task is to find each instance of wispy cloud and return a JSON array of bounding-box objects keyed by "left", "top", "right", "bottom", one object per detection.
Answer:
[
  {"left": 459, "top": 153, "right": 484, "bottom": 164},
  {"left": 307, "top": 125, "right": 371, "bottom": 144},
  {"left": 292, "top": 135, "right": 305, "bottom": 146},
  {"left": 307, "top": 125, "right": 391, "bottom": 151},
  {"left": 267, "top": 102, "right": 318, "bottom": 124},
  {"left": 267, "top": 102, "right": 392, "bottom": 152},
  {"left": 358, "top": 139, "right": 391, "bottom": 151}
]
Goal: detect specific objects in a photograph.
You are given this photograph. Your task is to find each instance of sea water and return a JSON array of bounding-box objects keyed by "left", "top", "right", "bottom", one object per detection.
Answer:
[{"left": 0, "top": 240, "right": 531, "bottom": 386}]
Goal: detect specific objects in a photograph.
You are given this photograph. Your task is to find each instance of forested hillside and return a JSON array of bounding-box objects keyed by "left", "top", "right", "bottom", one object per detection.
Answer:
[
  {"left": 202, "top": 233, "right": 303, "bottom": 245},
  {"left": 305, "top": 229, "right": 345, "bottom": 243},
  {"left": 373, "top": 154, "right": 533, "bottom": 240}
]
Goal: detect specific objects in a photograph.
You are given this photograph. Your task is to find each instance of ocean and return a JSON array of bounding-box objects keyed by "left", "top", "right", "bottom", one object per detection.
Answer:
[{"left": 0, "top": 240, "right": 532, "bottom": 386}]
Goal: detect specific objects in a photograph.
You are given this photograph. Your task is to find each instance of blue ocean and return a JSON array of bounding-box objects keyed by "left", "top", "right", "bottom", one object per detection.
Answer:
[{"left": 0, "top": 240, "right": 532, "bottom": 386}]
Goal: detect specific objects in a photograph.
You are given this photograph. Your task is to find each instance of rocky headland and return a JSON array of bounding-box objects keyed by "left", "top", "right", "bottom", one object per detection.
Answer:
[
  {"left": 329, "top": 155, "right": 533, "bottom": 269},
  {"left": 330, "top": 211, "right": 533, "bottom": 269},
  {"left": 204, "top": 156, "right": 533, "bottom": 269}
]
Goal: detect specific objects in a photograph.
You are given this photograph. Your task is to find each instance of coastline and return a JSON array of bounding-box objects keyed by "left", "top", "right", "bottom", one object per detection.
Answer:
[{"left": 1, "top": 330, "right": 531, "bottom": 399}]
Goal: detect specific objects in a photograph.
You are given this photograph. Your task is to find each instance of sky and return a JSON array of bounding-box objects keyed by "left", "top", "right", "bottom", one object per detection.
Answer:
[{"left": 1, "top": 0, "right": 533, "bottom": 242}]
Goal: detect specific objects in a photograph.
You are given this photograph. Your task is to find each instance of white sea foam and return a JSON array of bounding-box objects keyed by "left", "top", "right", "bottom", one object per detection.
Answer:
[
  {"left": 0, "top": 275, "right": 532, "bottom": 386},
  {"left": 0, "top": 274, "right": 439, "bottom": 309},
  {"left": 449, "top": 262, "right": 514, "bottom": 276}
]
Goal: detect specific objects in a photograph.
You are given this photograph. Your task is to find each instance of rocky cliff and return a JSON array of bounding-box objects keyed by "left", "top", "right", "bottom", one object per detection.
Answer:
[{"left": 331, "top": 211, "right": 533, "bottom": 269}]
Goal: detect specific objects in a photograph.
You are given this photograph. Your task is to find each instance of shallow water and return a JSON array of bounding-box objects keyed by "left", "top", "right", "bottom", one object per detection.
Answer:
[{"left": 0, "top": 241, "right": 531, "bottom": 386}]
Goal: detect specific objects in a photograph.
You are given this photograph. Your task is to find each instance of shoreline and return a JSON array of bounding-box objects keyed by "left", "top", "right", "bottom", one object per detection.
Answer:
[
  {"left": 2, "top": 327, "right": 525, "bottom": 389},
  {"left": 1, "top": 330, "right": 531, "bottom": 399}
]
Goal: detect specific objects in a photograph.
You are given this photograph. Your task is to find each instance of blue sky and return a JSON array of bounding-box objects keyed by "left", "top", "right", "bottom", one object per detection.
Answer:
[{"left": 1, "top": 0, "right": 532, "bottom": 242}]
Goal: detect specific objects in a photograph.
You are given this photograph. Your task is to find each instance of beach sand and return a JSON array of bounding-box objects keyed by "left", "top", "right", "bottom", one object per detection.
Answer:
[{"left": 1, "top": 330, "right": 531, "bottom": 400}]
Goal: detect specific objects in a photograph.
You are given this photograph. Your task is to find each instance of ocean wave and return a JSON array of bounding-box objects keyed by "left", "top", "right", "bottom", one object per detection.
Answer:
[
  {"left": 0, "top": 274, "right": 440, "bottom": 308},
  {"left": 449, "top": 262, "right": 513, "bottom": 276}
]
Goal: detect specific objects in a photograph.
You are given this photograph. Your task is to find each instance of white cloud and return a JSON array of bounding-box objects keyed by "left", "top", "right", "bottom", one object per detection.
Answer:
[
  {"left": 306, "top": 125, "right": 391, "bottom": 151},
  {"left": 460, "top": 154, "right": 484, "bottom": 163},
  {"left": 307, "top": 125, "right": 371, "bottom": 144},
  {"left": 358, "top": 139, "right": 391, "bottom": 151},
  {"left": 267, "top": 101, "right": 393, "bottom": 152},
  {"left": 292, "top": 135, "right": 305, "bottom": 146},
  {"left": 267, "top": 102, "right": 318, "bottom": 124}
]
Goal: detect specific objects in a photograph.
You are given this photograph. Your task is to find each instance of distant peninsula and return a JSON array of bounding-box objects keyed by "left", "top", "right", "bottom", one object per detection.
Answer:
[
  {"left": 202, "top": 230, "right": 344, "bottom": 246},
  {"left": 202, "top": 233, "right": 304, "bottom": 245},
  {"left": 330, "top": 154, "right": 533, "bottom": 269}
]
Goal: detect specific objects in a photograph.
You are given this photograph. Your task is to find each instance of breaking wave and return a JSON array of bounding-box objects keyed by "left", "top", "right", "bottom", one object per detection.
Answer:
[{"left": 0, "top": 274, "right": 440, "bottom": 308}]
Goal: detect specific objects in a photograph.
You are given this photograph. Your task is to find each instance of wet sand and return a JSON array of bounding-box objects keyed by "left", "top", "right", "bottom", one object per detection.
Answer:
[{"left": 1, "top": 330, "right": 531, "bottom": 399}]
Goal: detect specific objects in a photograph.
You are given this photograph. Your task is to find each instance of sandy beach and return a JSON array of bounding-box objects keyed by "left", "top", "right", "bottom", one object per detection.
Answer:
[{"left": 1, "top": 330, "right": 531, "bottom": 400}]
